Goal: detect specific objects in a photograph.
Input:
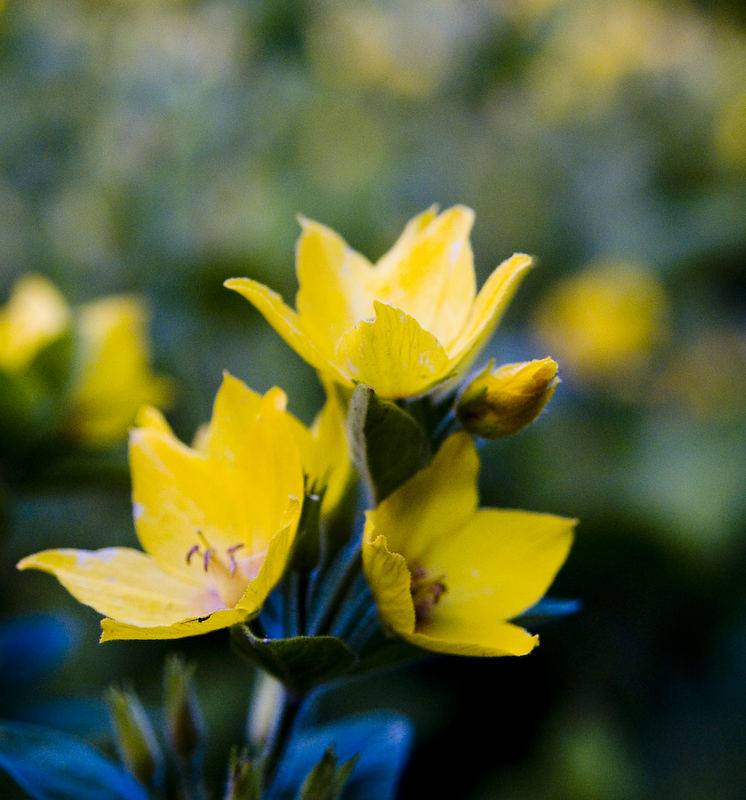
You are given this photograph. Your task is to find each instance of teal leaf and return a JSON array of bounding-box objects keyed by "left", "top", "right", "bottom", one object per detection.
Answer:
[
  {"left": 230, "top": 628, "right": 356, "bottom": 694},
  {"left": 347, "top": 385, "right": 431, "bottom": 503},
  {"left": 269, "top": 712, "right": 413, "bottom": 800},
  {"left": 515, "top": 597, "right": 582, "bottom": 627},
  {"left": 0, "top": 720, "right": 150, "bottom": 800}
]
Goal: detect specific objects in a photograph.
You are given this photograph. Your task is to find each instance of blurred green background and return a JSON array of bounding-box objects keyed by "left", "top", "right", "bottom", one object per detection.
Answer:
[{"left": 1, "top": 0, "right": 745, "bottom": 797}]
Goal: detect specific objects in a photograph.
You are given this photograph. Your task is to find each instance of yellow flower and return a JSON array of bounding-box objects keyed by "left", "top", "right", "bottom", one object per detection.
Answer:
[
  {"left": 68, "top": 295, "right": 172, "bottom": 447},
  {"left": 362, "top": 432, "right": 575, "bottom": 656},
  {"left": 533, "top": 261, "right": 668, "bottom": 390},
  {"left": 0, "top": 274, "right": 70, "bottom": 371},
  {"left": 194, "top": 372, "right": 352, "bottom": 521},
  {"left": 18, "top": 377, "right": 305, "bottom": 641},
  {"left": 226, "top": 206, "right": 532, "bottom": 400},
  {"left": 457, "top": 357, "right": 559, "bottom": 438}
]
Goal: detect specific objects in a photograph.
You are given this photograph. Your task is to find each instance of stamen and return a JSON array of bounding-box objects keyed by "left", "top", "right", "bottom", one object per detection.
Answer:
[
  {"left": 410, "top": 561, "right": 447, "bottom": 625},
  {"left": 226, "top": 543, "right": 244, "bottom": 577},
  {"left": 186, "top": 544, "right": 200, "bottom": 565},
  {"left": 202, "top": 548, "right": 213, "bottom": 572}
]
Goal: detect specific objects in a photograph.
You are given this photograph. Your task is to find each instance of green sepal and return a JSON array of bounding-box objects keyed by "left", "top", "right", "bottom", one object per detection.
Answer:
[
  {"left": 297, "top": 746, "right": 359, "bottom": 800},
  {"left": 231, "top": 627, "right": 356, "bottom": 694},
  {"left": 163, "top": 655, "right": 203, "bottom": 764},
  {"left": 347, "top": 384, "right": 431, "bottom": 504},
  {"left": 224, "top": 746, "right": 262, "bottom": 800}
]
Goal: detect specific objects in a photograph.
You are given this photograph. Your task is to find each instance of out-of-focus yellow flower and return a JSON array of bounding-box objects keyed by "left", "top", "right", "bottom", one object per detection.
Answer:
[
  {"left": 0, "top": 275, "right": 70, "bottom": 371},
  {"left": 457, "top": 357, "right": 559, "bottom": 438},
  {"left": 362, "top": 432, "right": 575, "bottom": 656},
  {"left": 194, "top": 372, "right": 352, "bottom": 521},
  {"left": 533, "top": 261, "right": 668, "bottom": 389},
  {"left": 226, "top": 206, "right": 532, "bottom": 400},
  {"left": 68, "top": 295, "right": 172, "bottom": 447},
  {"left": 18, "top": 379, "right": 305, "bottom": 641}
]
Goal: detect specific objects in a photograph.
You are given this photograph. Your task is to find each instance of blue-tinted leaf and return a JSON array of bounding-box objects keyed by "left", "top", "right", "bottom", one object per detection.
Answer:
[
  {"left": 269, "top": 712, "right": 413, "bottom": 800},
  {"left": 0, "top": 720, "right": 150, "bottom": 800},
  {"left": 0, "top": 614, "right": 80, "bottom": 684},
  {"left": 515, "top": 597, "right": 582, "bottom": 627}
]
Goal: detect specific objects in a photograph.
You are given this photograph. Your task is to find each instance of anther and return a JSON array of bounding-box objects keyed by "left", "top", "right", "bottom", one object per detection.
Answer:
[
  {"left": 186, "top": 544, "right": 200, "bottom": 565},
  {"left": 202, "top": 548, "right": 213, "bottom": 572},
  {"left": 226, "top": 543, "right": 244, "bottom": 577}
]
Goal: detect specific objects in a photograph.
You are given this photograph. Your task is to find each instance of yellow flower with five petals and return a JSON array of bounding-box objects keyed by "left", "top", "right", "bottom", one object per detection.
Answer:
[
  {"left": 362, "top": 432, "right": 575, "bottom": 656},
  {"left": 18, "top": 376, "right": 305, "bottom": 641},
  {"left": 226, "top": 206, "right": 532, "bottom": 400}
]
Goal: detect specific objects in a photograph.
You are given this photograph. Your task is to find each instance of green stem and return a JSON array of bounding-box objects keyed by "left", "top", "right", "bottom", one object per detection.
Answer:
[{"left": 261, "top": 688, "right": 305, "bottom": 793}]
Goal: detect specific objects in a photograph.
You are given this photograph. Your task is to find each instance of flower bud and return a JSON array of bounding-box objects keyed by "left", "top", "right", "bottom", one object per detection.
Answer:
[
  {"left": 107, "top": 687, "right": 163, "bottom": 789},
  {"left": 457, "top": 357, "right": 559, "bottom": 438},
  {"left": 163, "top": 655, "right": 203, "bottom": 763}
]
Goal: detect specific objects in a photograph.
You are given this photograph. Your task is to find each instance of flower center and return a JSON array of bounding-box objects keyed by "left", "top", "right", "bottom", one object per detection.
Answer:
[
  {"left": 185, "top": 531, "right": 249, "bottom": 607},
  {"left": 409, "top": 562, "right": 447, "bottom": 626}
]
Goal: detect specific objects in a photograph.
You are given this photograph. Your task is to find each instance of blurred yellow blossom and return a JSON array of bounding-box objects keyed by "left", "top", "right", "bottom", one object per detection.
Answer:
[
  {"left": 18, "top": 378, "right": 304, "bottom": 641},
  {"left": 227, "top": 206, "right": 532, "bottom": 400},
  {"left": 68, "top": 295, "right": 172, "bottom": 447},
  {"left": 533, "top": 261, "right": 668, "bottom": 391},
  {"left": 457, "top": 357, "right": 559, "bottom": 438},
  {"left": 363, "top": 432, "right": 575, "bottom": 656},
  {"left": 0, "top": 274, "right": 171, "bottom": 448},
  {"left": 0, "top": 275, "right": 70, "bottom": 371}
]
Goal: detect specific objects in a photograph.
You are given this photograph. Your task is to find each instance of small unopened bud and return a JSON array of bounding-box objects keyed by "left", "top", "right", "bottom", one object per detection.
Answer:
[
  {"left": 299, "top": 746, "right": 359, "bottom": 800},
  {"left": 224, "top": 746, "right": 261, "bottom": 800},
  {"left": 163, "top": 654, "right": 203, "bottom": 763},
  {"left": 457, "top": 357, "right": 559, "bottom": 438},
  {"left": 107, "top": 687, "right": 163, "bottom": 788}
]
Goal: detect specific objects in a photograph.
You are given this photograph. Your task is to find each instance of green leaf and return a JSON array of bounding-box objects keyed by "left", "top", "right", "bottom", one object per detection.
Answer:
[
  {"left": 347, "top": 385, "right": 431, "bottom": 504},
  {"left": 230, "top": 627, "right": 356, "bottom": 694}
]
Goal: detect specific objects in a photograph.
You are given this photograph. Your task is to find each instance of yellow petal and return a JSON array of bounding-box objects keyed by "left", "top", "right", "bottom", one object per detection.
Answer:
[
  {"left": 129, "top": 427, "right": 247, "bottom": 582},
  {"left": 224, "top": 278, "right": 346, "bottom": 382},
  {"left": 203, "top": 372, "right": 263, "bottom": 466},
  {"left": 17, "top": 547, "right": 222, "bottom": 628},
  {"left": 100, "top": 606, "right": 251, "bottom": 642},
  {"left": 423, "top": 509, "right": 576, "bottom": 622},
  {"left": 370, "top": 206, "right": 477, "bottom": 348},
  {"left": 335, "top": 301, "right": 451, "bottom": 399},
  {"left": 135, "top": 405, "right": 174, "bottom": 435},
  {"left": 373, "top": 206, "right": 439, "bottom": 281},
  {"left": 402, "top": 619, "right": 538, "bottom": 657},
  {"left": 235, "top": 499, "right": 300, "bottom": 616},
  {"left": 447, "top": 253, "right": 533, "bottom": 368},
  {"left": 370, "top": 432, "right": 479, "bottom": 560},
  {"left": 361, "top": 523, "right": 416, "bottom": 636},
  {"left": 295, "top": 217, "right": 375, "bottom": 345}
]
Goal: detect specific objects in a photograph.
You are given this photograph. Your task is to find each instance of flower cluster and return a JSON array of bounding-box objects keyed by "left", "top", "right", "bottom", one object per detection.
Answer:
[{"left": 20, "top": 205, "right": 575, "bottom": 656}]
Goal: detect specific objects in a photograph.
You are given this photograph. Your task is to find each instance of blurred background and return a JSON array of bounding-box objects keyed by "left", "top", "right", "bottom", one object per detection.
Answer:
[{"left": 1, "top": 0, "right": 745, "bottom": 797}]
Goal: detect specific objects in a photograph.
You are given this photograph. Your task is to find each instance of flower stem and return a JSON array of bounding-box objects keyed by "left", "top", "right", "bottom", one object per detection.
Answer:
[
  {"left": 261, "top": 688, "right": 306, "bottom": 794},
  {"left": 310, "top": 543, "right": 362, "bottom": 636}
]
